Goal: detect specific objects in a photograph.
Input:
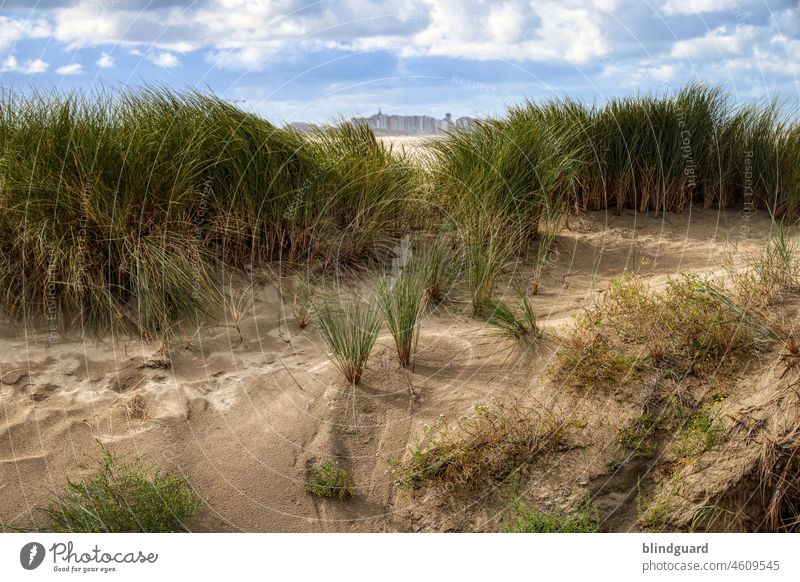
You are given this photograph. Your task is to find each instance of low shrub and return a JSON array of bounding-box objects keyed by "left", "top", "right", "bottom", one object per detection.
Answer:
[
  {"left": 391, "top": 400, "right": 564, "bottom": 492},
  {"left": 306, "top": 460, "right": 355, "bottom": 500}
]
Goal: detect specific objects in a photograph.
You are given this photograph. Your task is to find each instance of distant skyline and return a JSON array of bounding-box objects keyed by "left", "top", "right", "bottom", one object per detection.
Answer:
[{"left": 0, "top": 1, "right": 798, "bottom": 123}]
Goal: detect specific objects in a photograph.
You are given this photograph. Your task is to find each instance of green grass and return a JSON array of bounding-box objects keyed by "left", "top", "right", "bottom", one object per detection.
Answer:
[
  {"left": 672, "top": 404, "right": 724, "bottom": 461},
  {"left": 378, "top": 269, "right": 426, "bottom": 367},
  {"left": 464, "top": 224, "right": 520, "bottom": 314},
  {"left": 2, "top": 83, "right": 798, "bottom": 339},
  {"left": 408, "top": 233, "right": 462, "bottom": 305},
  {"left": 732, "top": 219, "right": 800, "bottom": 309},
  {"left": 483, "top": 293, "right": 540, "bottom": 344},
  {"left": 617, "top": 414, "right": 658, "bottom": 458},
  {"left": 0, "top": 88, "right": 415, "bottom": 336},
  {"left": 39, "top": 448, "right": 201, "bottom": 533},
  {"left": 314, "top": 293, "right": 383, "bottom": 384},
  {"left": 306, "top": 460, "right": 355, "bottom": 500},
  {"left": 503, "top": 496, "right": 600, "bottom": 533},
  {"left": 291, "top": 273, "right": 314, "bottom": 328},
  {"left": 431, "top": 83, "right": 800, "bottom": 223}
]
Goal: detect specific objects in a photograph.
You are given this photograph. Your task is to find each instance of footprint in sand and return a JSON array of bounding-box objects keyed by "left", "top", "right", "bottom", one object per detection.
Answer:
[
  {"left": 30, "top": 383, "right": 60, "bottom": 402},
  {"left": 107, "top": 372, "right": 145, "bottom": 393}
]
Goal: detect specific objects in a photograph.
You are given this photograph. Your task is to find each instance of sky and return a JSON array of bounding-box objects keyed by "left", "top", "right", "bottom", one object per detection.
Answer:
[{"left": 0, "top": 0, "right": 798, "bottom": 123}]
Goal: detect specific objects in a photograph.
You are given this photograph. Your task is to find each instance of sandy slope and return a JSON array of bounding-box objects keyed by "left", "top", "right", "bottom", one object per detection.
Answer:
[{"left": 0, "top": 209, "right": 780, "bottom": 532}]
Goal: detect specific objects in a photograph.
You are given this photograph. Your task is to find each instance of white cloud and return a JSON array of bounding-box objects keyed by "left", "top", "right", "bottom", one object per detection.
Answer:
[
  {"left": 403, "top": 0, "right": 608, "bottom": 63},
  {"left": 601, "top": 59, "right": 675, "bottom": 88},
  {"left": 661, "top": 0, "right": 733, "bottom": 16},
  {"left": 671, "top": 26, "right": 757, "bottom": 59},
  {"left": 150, "top": 51, "right": 178, "bottom": 68},
  {"left": 1, "top": 55, "right": 49, "bottom": 74},
  {"left": 0, "top": 16, "right": 52, "bottom": 51},
  {"left": 56, "top": 63, "right": 83, "bottom": 75},
  {"left": 127, "top": 48, "right": 179, "bottom": 68},
  {"left": 97, "top": 51, "right": 113, "bottom": 68}
]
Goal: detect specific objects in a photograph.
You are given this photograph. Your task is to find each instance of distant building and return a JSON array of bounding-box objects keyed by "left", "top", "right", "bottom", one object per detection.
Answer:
[{"left": 352, "top": 110, "right": 477, "bottom": 135}]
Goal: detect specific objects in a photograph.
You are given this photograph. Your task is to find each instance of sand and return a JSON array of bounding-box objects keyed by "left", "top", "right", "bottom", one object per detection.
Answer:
[{"left": 0, "top": 208, "right": 785, "bottom": 532}]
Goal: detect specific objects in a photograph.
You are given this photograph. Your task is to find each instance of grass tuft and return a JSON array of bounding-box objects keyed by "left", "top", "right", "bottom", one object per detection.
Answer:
[
  {"left": 503, "top": 496, "right": 600, "bottom": 533},
  {"left": 391, "top": 400, "right": 564, "bottom": 492},
  {"left": 39, "top": 448, "right": 201, "bottom": 533},
  {"left": 314, "top": 293, "right": 383, "bottom": 384},
  {"left": 378, "top": 269, "right": 427, "bottom": 367},
  {"left": 483, "top": 293, "right": 540, "bottom": 344}
]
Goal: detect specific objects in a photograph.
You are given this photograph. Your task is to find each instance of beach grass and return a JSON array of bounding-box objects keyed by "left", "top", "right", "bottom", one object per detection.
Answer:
[
  {"left": 40, "top": 448, "right": 201, "bottom": 533},
  {"left": 313, "top": 293, "right": 383, "bottom": 384}
]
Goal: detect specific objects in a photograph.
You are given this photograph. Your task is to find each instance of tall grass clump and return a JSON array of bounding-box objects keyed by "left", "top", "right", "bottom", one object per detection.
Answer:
[
  {"left": 731, "top": 220, "right": 800, "bottom": 309},
  {"left": 314, "top": 294, "right": 383, "bottom": 384},
  {"left": 0, "top": 89, "right": 415, "bottom": 336},
  {"left": 434, "top": 83, "right": 800, "bottom": 226},
  {"left": 408, "top": 233, "right": 463, "bottom": 305},
  {"left": 378, "top": 270, "right": 426, "bottom": 367},
  {"left": 40, "top": 448, "right": 201, "bottom": 533},
  {"left": 429, "top": 110, "right": 579, "bottom": 239},
  {"left": 464, "top": 224, "right": 520, "bottom": 315},
  {"left": 483, "top": 293, "right": 540, "bottom": 344},
  {"left": 302, "top": 122, "right": 420, "bottom": 265}
]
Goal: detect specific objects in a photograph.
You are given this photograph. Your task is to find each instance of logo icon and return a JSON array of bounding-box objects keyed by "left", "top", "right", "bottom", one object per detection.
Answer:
[{"left": 20, "top": 542, "right": 46, "bottom": 570}]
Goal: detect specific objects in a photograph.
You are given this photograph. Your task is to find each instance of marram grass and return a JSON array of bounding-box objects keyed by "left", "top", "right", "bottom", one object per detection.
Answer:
[
  {"left": 378, "top": 269, "right": 427, "bottom": 367},
  {"left": 1, "top": 83, "right": 798, "bottom": 337},
  {"left": 313, "top": 293, "right": 383, "bottom": 384},
  {"left": 0, "top": 88, "right": 416, "bottom": 336}
]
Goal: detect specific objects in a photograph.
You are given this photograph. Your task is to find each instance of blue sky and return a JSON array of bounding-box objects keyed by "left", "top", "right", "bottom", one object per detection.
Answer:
[{"left": 0, "top": 0, "right": 798, "bottom": 123}]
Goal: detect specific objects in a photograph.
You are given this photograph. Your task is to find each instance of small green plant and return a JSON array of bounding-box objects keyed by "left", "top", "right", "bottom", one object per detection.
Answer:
[
  {"left": 306, "top": 460, "right": 355, "bottom": 499},
  {"left": 391, "top": 400, "right": 563, "bottom": 492},
  {"left": 503, "top": 496, "right": 600, "bottom": 533},
  {"left": 378, "top": 270, "right": 426, "bottom": 367},
  {"left": 222, "top": 275, "right": 255, "bottom": 346},
  {"left": 672, "top": 404, "right": 724, "bottom": 461},
  {"left": 638, "top": 481, "right": 680, "bottom": 531},
  {"left": 617, "top": 414, "right": 658, "bottom": 458},
  {"left": 292, "top": 274, "right": 314, "bottom": 328},
  {"left": 40, "top": 448, "right": 201, "bottom": 532},
  {"left": 483, "top": 293, "right": 540, "bottom": 343},
  {"left": 314, "top": 294, "right": 383, "bottom": 384}
]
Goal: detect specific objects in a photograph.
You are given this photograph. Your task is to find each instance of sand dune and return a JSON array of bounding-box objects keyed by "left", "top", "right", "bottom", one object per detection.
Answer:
[{"left": 0, "top": 209, "right": 786, "bottom": 532}]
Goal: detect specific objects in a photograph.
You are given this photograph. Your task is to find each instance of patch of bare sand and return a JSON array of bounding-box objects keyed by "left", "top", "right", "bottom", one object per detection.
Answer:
[{"left": 0, "top": 209, "right": 784, "bottom": 532}]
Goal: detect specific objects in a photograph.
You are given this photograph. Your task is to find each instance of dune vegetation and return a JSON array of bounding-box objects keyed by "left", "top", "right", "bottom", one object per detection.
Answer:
[
  {"left": 3, "top": 83, "right": 800, "bottom": 533},
  {"left": 0, "top": 88, "right": 418, "bottom": 336},
  {"left": 1, "top": 83, "right": 797, "bottom": 340}
]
